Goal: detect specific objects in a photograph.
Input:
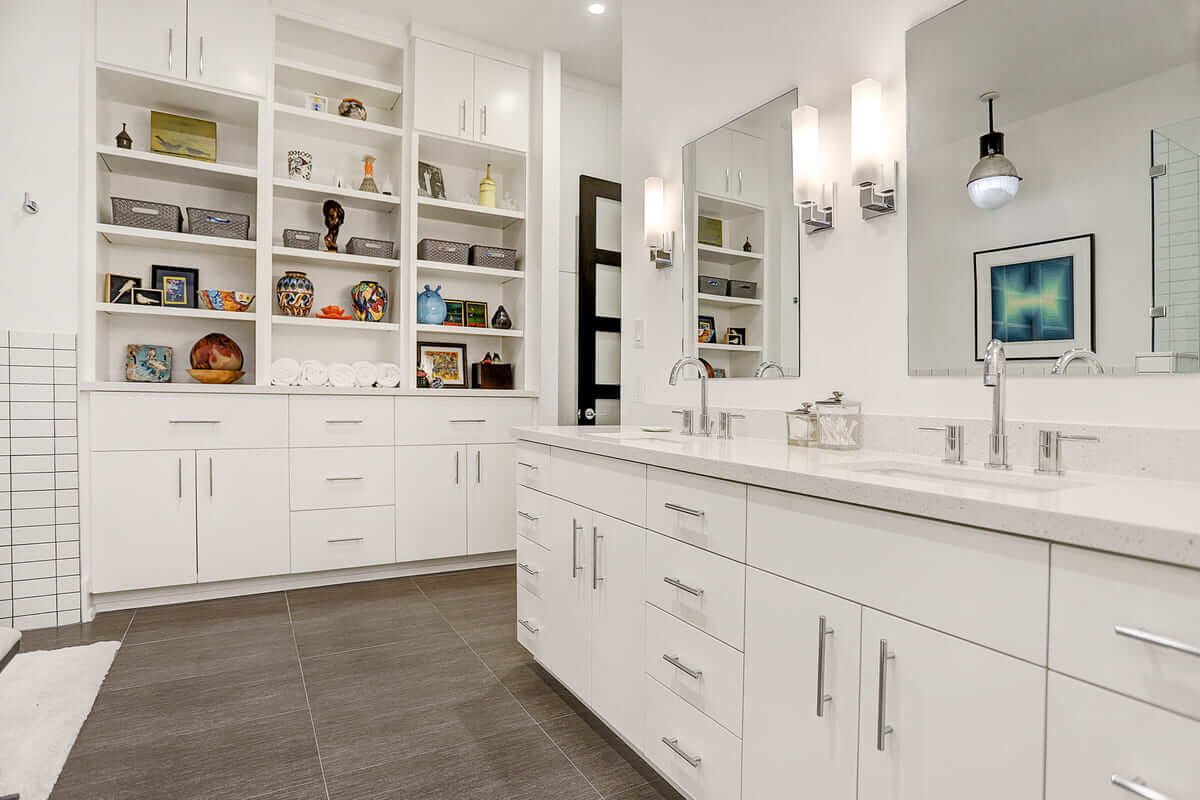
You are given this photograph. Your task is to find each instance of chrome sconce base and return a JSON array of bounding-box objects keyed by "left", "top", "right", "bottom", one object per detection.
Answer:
[
  {"left": 801, "top": 183, "right": 835, "bottom": 234},
  {"left": 859, "top": 162, "right": 899, "bottom": 220},
  {"left": 650, "top": 231, "right": 675, "bottom": 269}
]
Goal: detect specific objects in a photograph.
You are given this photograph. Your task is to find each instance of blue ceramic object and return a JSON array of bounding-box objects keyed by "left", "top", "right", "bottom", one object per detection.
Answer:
[
  {"left": 125, "top": 344, "right": 173, "bottom": 382},
  {"left": 417, "top": 284, "right": 447, "bottom": 324}
]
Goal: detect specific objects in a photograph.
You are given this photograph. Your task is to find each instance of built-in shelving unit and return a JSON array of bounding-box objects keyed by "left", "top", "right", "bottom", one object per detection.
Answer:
[
  {"left": 696, "top": 243, "right": 764, "bottom": 264},
  {"left": 415, "top": 260, "right": 525, "bottom": 282},
  {"left": 416, "top": 324, "right": 524, "bottom": 338},
  {"left": 416, "top": 196, "right": 525, "bottom": 228},
  {"left": 699, "top": 342, "right": 763, "bottom": 353},
  {"left": 97, "top": 224, "right": 258, "bottom": 254},
  {"left": 696, "top": 293, "right": 763, "bottom": 307},
  {"left": 96, "top": 302, "right": 257, "bottom": 322},
  {"left": 273, "top": 315, "right": 400, "bottom": 332},
  {"left": 271, "top": 245, "right": 400, "bottom": 270},
  {"left": 97, "top": 145, "right": 258, "bottom": 191},
  {"left": 272, "top": 178, "right": 403, "bottom": 212}
]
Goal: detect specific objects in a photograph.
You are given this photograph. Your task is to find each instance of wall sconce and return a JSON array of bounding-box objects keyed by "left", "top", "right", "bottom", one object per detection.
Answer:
[
  {"left": 791, "top": 105, "right": 834, "bottom": 233},
  {"left": 644, "top": 176, "right": 673, "bottom": 268},
  {"left": 851, "top": 78, "right": 897, "bottom": 219}
]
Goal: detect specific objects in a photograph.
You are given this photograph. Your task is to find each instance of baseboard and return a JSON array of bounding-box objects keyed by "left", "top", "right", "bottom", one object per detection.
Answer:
[{"left": 89, "top": 552, "right": 516, "bottom": 616}]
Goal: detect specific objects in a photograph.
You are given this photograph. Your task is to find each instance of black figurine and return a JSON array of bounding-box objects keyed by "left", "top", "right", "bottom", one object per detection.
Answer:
[
  {"left": 323, "top": 199, "right": 345, "bottom": 252},
  {"left": 115, "top": 123, "right": 132, "bottom": 150},
  {"left": 743, "top": 235, "right": 752, "bottom": 252},
  {"left": 491, "top": 305, "right": 513, "bottom": 330}
]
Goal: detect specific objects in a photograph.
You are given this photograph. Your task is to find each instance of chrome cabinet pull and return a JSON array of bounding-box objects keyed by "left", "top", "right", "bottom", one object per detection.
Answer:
[
  {"left": 517, "top": 562, "right": 539, "bottom": 576},
  {"left": 571, "top": 518, "right": 582, "bottom": 577},
  {"left": 325, "top": 419, "right": 364, "bottom": 424},
  {"left": 816, "top": 615, "right": 834, "bottom": 717},
  {"left": 592, "top": 527, "right": 604, "bottom": 589},
  {"left": 198, "top": 35, "right": 205, "bottom": 75},
  {"left": 208, "top": 457, "right": 214, "bottom": 497},
  {"left": 1114, "top": 625, "right": 1200, "bottom": 659},
  {"left": 661, "top": 737, "right": 702, "bottom": 768},
  {"left": 519, "top": 617, "right": 540, "bottom": 634},
  {"left": 476, "top": 449, "right": 481, "bottom": 484},
  {"left": 450, "top": 418, "right": 487, "bottom": 423},
  {"left": 168, "top": 28, "right": 174, "bottom": 71},
  {"left": 327, "top": 536, "right": 365, "bottom": 543},
  {"left": 662, "top": 653, "right": 703, "bottom": 680},
  {"left": 724, "top": 167, "right": 730, "bottom": 193},
  {"left": 455, "top": 450, "right": 460, "bottom": 485},
  {"left": 168, "top": 419, "right": 221, "bottom": 424},
  {"left": 178, "top": 456, "right": 182, "bottom": 498},
  {"left": 664, "top": 502, "right": 705, "bottom": 518},
  {"left": 876, "top": 639, "right": 895, "bottom": 751},
  {"left": 517, "top": 461, "right": 540, "bottom": 470},
  {"left": 517, "top": 511, "right": 540, "bottom": 521},
  {"left": 738, "top": 169, "right": 744, "bottom": 195},
  {"left": 325, "top": 475, "right": 364, "bottom": 481},
  {"left": 481, "top": 104, "right": 487, "bottom": 136},
  {"left": 460, "top": 99, "right": 467, "bottom": 133},
  {"left": 663, "top": 576, "right": 704, "bottom": 597},
  {"left": 1112, "top": 775, "right": 1174, "bottom": 800}
]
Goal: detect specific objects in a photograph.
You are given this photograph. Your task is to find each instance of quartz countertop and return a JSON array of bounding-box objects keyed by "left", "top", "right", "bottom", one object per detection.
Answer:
[{"left": 514, "top": 425, "right": 1200, "bottom": 569}]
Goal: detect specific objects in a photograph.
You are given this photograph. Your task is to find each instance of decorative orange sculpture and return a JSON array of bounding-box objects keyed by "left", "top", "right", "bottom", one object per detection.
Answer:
[{"left": 316, "top": 304, "right": 353, "bottom": 320}]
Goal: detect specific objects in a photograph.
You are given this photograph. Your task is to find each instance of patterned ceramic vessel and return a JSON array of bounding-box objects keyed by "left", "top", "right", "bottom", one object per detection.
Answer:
[
  {"left": 351, "top": 280, "right": 388, "bottom": 322},
  {"left": 287, "top": 149, "right": 312, "bottom": 181},
  {"left": 190, "top": 333, "right": 244, "bottom": 371},
  {"left": 416, "top": 284, "right": 447, "bottom": 324},
  {"left": 338, "top": 98, "right": 367, "bottom": 121},
  {"left": 125, "top": 344, "right": 172, "bottom": 382},
  {"left": 276, "top": 270, "right": 314, "bottom": 317}
]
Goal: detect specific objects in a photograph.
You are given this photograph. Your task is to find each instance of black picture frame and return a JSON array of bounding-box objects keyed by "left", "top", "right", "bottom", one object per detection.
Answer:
[
  {"left": 443, "top": 299, "right": 465, "bottom": 326},
  {"left": 416, "top": 161, "right": 446, "bottom": 199},
  {"left": 152, "top": 265, "right": 200, "bottom": 308},
  {"left": 104, "top": 273, "right": 141, "bottom": 304},
  {"left": 697, "top": 314, "right": 716, "bottom": 343},
  {"left": 131, "top": 287, "right": 163, "bottom": 307},
  {"left": 465, "top": 301, "right": 489, "bottom": 328},
  {"left": 417, "top": 341, "right": 468, "bottom": 388}
]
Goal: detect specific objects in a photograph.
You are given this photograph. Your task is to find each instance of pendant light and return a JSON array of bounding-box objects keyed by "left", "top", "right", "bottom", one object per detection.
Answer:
[{"left": 967, "top": 92, "right": 1021, "bottom": 210}]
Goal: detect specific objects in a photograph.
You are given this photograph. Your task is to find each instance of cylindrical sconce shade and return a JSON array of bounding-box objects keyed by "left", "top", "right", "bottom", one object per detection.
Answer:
[
  {"left": 644, "top": 176, "right": 665, "bottom": 247},
  {"left": 791, "top": 105, "right": 820, "bottom": 207},
  {"left": 851, "top": 78, "right": 883, "bottom": 187}
]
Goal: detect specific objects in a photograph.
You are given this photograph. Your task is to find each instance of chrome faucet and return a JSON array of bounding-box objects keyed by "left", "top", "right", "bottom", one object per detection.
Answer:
[
  {"left": 754, "top": 360, "right": 785, "bottom": 378},
  {"left": 669, "top": 356, "right": 712, "bottom": 436},
  {"left": 1051, "top": 347, "right": 1105, "bottom": 375},
  {"left": 983, "top": 338, "right": 1010, "bottom": 470}
]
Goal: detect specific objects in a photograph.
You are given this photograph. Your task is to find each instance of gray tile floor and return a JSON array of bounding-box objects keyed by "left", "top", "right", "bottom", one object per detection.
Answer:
[{"left": 23, "top": 566, "right": 681, "bottom": 800}]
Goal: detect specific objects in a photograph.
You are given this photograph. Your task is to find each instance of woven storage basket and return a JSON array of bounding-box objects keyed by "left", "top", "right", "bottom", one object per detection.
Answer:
[
  {"left": 111, "top": 197, "right": 182, "bottom": 232},
  {"left": 283, "top": 229, "right": 320, "bottom": 250},
  {"left": 346, "top": 237, "right": 395, "bottom": 259},
  {"left": 417, "top": 238, "right": 469, "bottom": 265},
  {"left": 468, "top": 245, "right": 518, "bottom": 270},
  {"left": 187, "top": 207, "right": 251, "bottom": 239},
  {"left": 728, "top": 279, "right": 758, "bottom": 298},
  {"left": 698, "top": 275, "right": 729, "bottom": 296}
]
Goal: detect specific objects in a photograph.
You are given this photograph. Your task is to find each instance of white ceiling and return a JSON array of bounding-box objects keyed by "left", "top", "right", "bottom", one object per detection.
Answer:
[{"left": 333, "top": 0, "right": 622, "bottom": 84}]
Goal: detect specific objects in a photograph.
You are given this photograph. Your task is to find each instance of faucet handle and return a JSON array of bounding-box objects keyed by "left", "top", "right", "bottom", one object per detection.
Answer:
[
  {"left": 718, "top": 411, "right": 745, "bottom": 440},
  {"left": 672, "top": 409, "right": 695, "bottom": 436},
  {"left": 918, "top": 424, "right": 965, "bottom": 465},
  {"left": 1036, "top": 430, "right": 1099, "bottom": 475}
]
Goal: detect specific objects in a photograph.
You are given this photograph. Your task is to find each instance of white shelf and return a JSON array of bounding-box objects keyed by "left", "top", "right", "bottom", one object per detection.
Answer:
[
  {"left": 272, "top": 245, "right": 400, "bottom": 271},
  {"left": 697, "top": 192, "right": 764, "bottom": 218},
  {"left": 415, "top": 259, "right": 524, "bottom": 282},
  {"left": 273, "top": 177, "right": 402, "bottom": 212},
  {"left": 274, "top": 57, "right": 403, "bottom": 111},
  {"left": 415, "top": 324, "right": 523, "bottom": 339},
  {"left": 96, "top": 64, "right": 260, "bottom": 127},
  {"left": 697, "top": 243, "right": 764, "bottom": 264},
  {"left": 696, "top": 293, "right": 762, "bottom": 307},
  {"left": 97, "top": 145, "right": 257, "bottom": 192},
  {"left": 97, "top": 224, "right": 257, "bottom": 255},
  {"left": 699, "top": 343, "right": 763, "bottom": 353},
  {"left": 96, "top": 302, "right": 256, "bottom": 321},
  {"left": 274, "top": 103, "right": 404, "bottom": 149},
  {"left": 273, "top": 315, "right": 399, "bottom": 332},
  {"left": 417, "top": 197, "right": 524, "bottom": 229}
]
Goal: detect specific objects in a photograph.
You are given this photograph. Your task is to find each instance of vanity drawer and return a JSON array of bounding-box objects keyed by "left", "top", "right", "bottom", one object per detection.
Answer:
[
  {"left": 90, "top": 392, "right": 288, "bottom": 451},
  {"left": 516, "top": 534, "right": 548, "bottom": 598},
  {"left": 550, "top": 447, "right": 646, "bottom": 527},
  {"left": 1049, "top": 544, "right": 1200, "bottom": 719},
  {"left": 646, "top": 467, "right": 747, "bottom": 561},
  {"left": 289, "top": 446, "right": 395, "bottom": 511},
  {"left": 646, "top": 531, "right": 746, "bottom": 650},
  {"left": 517, "top": 584, "right": 544, "bottom": 657},
  {"left": 645, "top": 603, "right": 744, "bottom": 736},
  {"left": 1045, "top": 672, "right": 1200, "bottom": 800},
  {"left": 290, "top": 506, "right": 395, "bottom": 573},
  {"left": 644, "top": 674, "right": 742, "bottom": 800},
  {"left": 515, "top": 486, "right": 552, "bottom": 549},
  {"left": 515, "top": 441, "right": 550, "bottom": 491},
  {"left": 747, "top": 487, "right": 1049, "bottom": 664},
  {"left": 289, "top": 395, "right": 393, "bottom": 447},
  {"left": 394, "top": 397, "right": 532, "bottom": 444}
]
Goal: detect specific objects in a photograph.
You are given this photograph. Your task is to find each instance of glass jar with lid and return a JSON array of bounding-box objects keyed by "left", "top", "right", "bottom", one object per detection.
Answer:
[
  {"left": 785, "top": 402, "right": 817, "bottom": 447},
  {"left": 814, "top": 391, "right": 863, "bottom": 450}
]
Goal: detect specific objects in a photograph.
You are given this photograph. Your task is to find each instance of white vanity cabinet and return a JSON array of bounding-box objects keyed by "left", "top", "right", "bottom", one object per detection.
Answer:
[{"left": 692, "top": 128, "right": 768, "bottom": 207}]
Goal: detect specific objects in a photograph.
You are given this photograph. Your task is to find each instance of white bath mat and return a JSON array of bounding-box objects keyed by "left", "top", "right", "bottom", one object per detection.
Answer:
[{"left": 0, "top": 640, "right": 120, "bottom": 800}]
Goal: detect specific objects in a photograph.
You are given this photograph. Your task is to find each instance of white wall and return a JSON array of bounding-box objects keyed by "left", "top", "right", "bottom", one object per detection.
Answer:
[{"left": 621, "top": 0, "right": 1200, "bottom": 428}]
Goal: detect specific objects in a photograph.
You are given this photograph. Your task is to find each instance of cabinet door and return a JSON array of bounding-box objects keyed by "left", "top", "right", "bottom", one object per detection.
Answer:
[
  {"left": 413, "top": 39, "right": 474, "bottom": 140},
  {"left": 589, "top": 513, "right": 645, "bottom": 749},
  {"left": 731, "top": 130, "right": 768, "bottom": 207},
  {"left": 743, "top": 568, "right": 861, "bottom": 800},
  {"left": 186, "top": 0, "right": 269, "bottom": 96},
  {"left": 197, "top": 448, "right": 289, "bottom": 582},
  {"left": 467, "top": 443, "right": 515, "bottom": 554},
  {"left": 395, "top": 445, "right": 467, "bottom": 561},
  {"left": 857, "top": 610, "right": 1046, "bottom": 800},
  {"left": 91, "top": 450, "right": 196, "bottom": 592},
  {"left": 541, "top": 498, "right": 592, "bottom": 701},
  {"left": 96, "top": 0, "right": 187, "bottom": 79},
  {"left": 474, "top": 55, "right": 529, "bottom": 151},
  {"left": 694, "top": 129, "right": 732, "bottom": 200}
]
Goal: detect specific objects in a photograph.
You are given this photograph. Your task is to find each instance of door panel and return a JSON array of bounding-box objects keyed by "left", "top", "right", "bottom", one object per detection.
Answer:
[
  {"left": 474, "top": 55, "right": 529, "bottom": 151},
  {"left": 186, "top": 0, "right": 269, "bottom": 95},
  {"left": 197, "top": 448, "right": 289, "bottom": 582},
  {"left": 694, "top": 129, "right": 732, "bottom": 199},
  {"left": 467, "top": 443, "right": 515, "bottom": 554},
  {"left": 578, "top": 175, "right": 621, "bottom": 425},
  {"left": 731, "top": 130, "right": 768, "bottom": 207},
  {"left": 413, "top": 39, "right": 474, "bottom": 140},
  {"left": 541, "top": 498, "right": 592, "bottom": 701},
  {"left": 589, "top": 513, "right": 645, "bottom": 749},
  {"left": 96, "top": 0, "right": 187, "bottom": 79},
  {"left": 395, "top": 444, "right": 467, "bottom": 560}
]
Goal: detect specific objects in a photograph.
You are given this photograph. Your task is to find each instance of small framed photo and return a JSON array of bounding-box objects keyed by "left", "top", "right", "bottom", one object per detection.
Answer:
[
  {"left": 416, "top": 161, "right": 447, "bottom": 199},
  {"left": 443, "top": 299, "right": 465, "bottom": 326},
  {"left": 697, "top": 314, "right": 715, "bottom": 343},
  {"left": 132, "top": 287, "right": 163, "bottom": 307},
  {"left": 698, "top": 216, "right": 724, "bottom": 248},
  {"left": 105, "top": 273, "right": 141, "bottom": 304},
  {"left": 726, "top": 327, "right": 747, "bottom": 346},
  {"left": 152, "top": 265, "right": 200, "bottom": 308},
  {"left": 417, "top": 341, "right": 468, "bottom": 388},
  {"left": 465, "top": 301, "right": 489, "bottom": 328},
  {"left": 304, "top": 92, "right": 329, "bottom": 113}
]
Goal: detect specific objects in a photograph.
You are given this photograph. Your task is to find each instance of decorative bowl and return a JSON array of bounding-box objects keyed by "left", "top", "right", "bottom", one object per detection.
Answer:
[
  {"left": 199, "top": 289, "right": 255, "bottom": 312},
  {"left": 190, "top": 332, "right": 244, "bottom": 371},
  {"left": 187, "top": 369, "right": 245, "bottom": 384}
]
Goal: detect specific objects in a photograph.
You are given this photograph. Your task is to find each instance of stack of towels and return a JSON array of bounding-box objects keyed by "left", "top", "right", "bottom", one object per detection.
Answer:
[{"left": 271, "top": 358, "right": 403, "bottom": 388}]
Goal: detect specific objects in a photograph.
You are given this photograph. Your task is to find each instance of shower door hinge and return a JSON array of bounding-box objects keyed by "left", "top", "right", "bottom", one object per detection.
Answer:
[
  {"left": 1149, "top": 164, "right": 1167, "bottom": 178},
  {"left": 1150, "top": 305, "right": 1168, "bottom": 319}
]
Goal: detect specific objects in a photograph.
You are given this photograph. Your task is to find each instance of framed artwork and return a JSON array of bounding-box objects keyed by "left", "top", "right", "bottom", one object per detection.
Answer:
[
  {"left": 104, "top": 273, "right": 141, "bottom": 304},
  {"left": 443, "top": 299, "right": 465, "bottom": 326},
  {"left": 150, "top": 111, "right": 216, "bottom": 162},
  {"left": 698, "top": 216, "right": 723, "bottom": 248},
  {"left": 417, "top": 341, "right": 467, "bottom": 388},
  {"left": 697, "top": 314, "right": 715, "bottom": 343},
  {"left": 132, "top": 287, "right": 163, "bottom": 307},
  {"left": 973, "top": 234, "right": 1094, "bottom": 361},
  {"left": 416, "top": 161, "right": 447, "bottom": 199},
  {"left": 465, "top": 301, "right": 489, "bottom": 328},
  {"left": 152, "top": 265, "right": 200, "bottom": 308},
  {"left": 726, "top": 327, "right": 747, "bottom": 346}
]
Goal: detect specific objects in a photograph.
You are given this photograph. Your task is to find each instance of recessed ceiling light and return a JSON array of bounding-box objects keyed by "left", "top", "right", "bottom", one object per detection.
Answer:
[{"left": 587, "top": 3, "right": 606, "bottom": 14}]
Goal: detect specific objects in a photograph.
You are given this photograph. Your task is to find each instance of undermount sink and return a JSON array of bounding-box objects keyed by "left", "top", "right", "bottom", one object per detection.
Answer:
[
  {"left": 835, "top": 460, "right": 1089, "bottom": 493},
  {"left": 586, "top": 431, "right": 683, "bottom": 444}
]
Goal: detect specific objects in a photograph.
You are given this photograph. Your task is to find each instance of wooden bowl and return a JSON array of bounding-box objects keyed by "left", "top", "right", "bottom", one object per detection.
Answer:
[{"left": 187, "top": 369, "right": 245, "bottom": 384}]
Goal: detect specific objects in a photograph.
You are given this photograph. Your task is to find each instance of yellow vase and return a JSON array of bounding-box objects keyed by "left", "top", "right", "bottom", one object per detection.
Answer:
[{"left": 479, "top": 163, "right": 497, "bottom": 208}]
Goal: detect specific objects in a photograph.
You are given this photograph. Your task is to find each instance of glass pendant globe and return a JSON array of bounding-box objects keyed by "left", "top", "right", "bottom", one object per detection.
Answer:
[{"left": 967, "top": 174, "right": 1020, "bottom": 209}]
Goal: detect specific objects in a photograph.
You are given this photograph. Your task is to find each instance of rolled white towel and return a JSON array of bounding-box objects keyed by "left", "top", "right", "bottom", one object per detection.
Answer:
[
  {"left": 352, "top": 360, "right": 379, "bottom": 388},
  {"left": 328, "top": 362, "right": 356, "bottom": 388},
  {"left": 299, "top": 360, "right": 327, "bottom": 387},
  {"left": 376, "top": 362, "right": 402, "bottom": 388},
  {"left": 270, "top": 357, "right": 301, "bottom": 386}
]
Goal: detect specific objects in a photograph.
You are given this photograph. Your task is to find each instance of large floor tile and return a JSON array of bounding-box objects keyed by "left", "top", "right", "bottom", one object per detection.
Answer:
[
  {"left": 541, "top": 712, "right": 658, "bottom": 798},
  {"left": 605, "top": 780, "right": 686, "bottom": 800},
  {"left": 18, "top": 609, "right": 133, "bottom": 652},
  {"left": 497, "top": 659, "right": 585, "bottom": 723},
  {"left": 291, "top": 596, "right": 453, "bottom": 659},
  {"left": 123, "top": 592, "right": 289, "bottom": 645},
  {"left": 414, "top": 565, "right": 515, "bottom": 596},
  {"left": 287, "top": 576, "right": 423, "bottom": 621}
]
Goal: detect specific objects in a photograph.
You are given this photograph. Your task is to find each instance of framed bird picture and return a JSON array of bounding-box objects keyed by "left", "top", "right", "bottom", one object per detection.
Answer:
[{"left": 150, "top": 111, "right": 217, "bottom": 162}]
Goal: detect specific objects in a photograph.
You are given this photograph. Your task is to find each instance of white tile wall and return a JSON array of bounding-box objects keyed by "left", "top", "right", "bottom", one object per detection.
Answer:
[{"left": 0, "top": 330, "right": 80, "bottom": 630}]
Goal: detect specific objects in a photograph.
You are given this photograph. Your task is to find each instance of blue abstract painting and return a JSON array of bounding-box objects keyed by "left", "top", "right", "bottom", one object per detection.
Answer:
[{"left": 990, "top": 256, "right": 1074, "bottom": 343}]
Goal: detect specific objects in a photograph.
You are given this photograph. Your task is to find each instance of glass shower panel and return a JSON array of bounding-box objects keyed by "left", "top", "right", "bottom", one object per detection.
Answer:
[{"left": 1153, "top": 123, "right": 1200, "bottom": 356}]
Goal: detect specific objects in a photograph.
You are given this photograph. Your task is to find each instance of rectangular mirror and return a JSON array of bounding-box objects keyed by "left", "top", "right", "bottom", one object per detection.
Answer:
[
  {"left": 907, "top": 0, "right": 1200, "bottom": 376},
  {"left": 682, "top": 89, "right": 800, "bottom": 379}
]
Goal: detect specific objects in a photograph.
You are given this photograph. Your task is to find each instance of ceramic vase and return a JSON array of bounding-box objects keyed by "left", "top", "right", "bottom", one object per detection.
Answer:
[
  {"left": 276, "top": 270, "right": 315, "bottom": 317},
  {"left": 479, "top": 163, "right": 496, "bottom": 208},
  {"left": 338, "top": 98, "right": 366, "bottom": 120},
  {"left": 287, "top": 149, "right": 313, "bottom": 181},
  {"left": 351, "top": 280, "right": 389, "bottom": 322},
  {"left": 491, "top": 304, "right": 513, "bottom": 329},
  {"left": 416, "top": 284, "right": 447, "bottom": 324},
  {"left": 359, "top": 155, "right": 379, "bottom": 193},
  {"left": 190, "top": 333, "right": 244, "bottom": 371}
]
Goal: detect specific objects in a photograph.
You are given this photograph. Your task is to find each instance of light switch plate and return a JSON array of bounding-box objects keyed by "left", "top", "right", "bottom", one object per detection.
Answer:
[{"left": 633, "top": 319, "right": 645, "bottom": 348}]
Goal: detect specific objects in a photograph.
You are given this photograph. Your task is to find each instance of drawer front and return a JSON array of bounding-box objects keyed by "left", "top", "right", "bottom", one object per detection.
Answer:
[
  {"left": 517, "top": 583, "right": 544, "bottom": 657},
  {"left": 90, "top": 392, "right": 288, "bottom": 451},
  {"left": 516, "top": 534, "right": 549, "bottom": 598},
  {"left": 289, "top": 446, "right": 395, "bottom": 510},
  {"left": 1046, "top": 672, "right": 1200, "bottom": 800},
  {"left": 646, "top": 532, "right": 746, "bottom": 650},
  {"left": 550, "top": 447, "right": 647, "bottom": 526},
  {"left": 515, "top": 441, "right": 550, "bottom": 491},
  {"left": 1049, "top": 544, "right": 1200, "bottom": 719},
  {"left": 646, "top": 467, "right": 747, "bottom": 561},
  {"left": 394, "top": 397, "right": 533, "bottom": 444},
  {"left": 645, "top": 603, "right": 744, "bottom": 736},
  {"left": 644, "top": 674, "right": 742, "bottom": 800},
  {"left": 747, "top": 487, "right": 1049, "bottom": 664},
  {"left": 289, "top": 395, "right": 393, "bottom": 447},
  {"left": 515, "top": 486, "right": 552, "bottom": 549},
  {"left": 290, "top": 506, "right": 396, "bottom": 573}
]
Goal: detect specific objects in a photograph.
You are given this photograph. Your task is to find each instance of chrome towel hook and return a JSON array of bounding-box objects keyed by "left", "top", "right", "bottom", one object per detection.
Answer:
[{"left": 23, "top": 192, "right": 39, "bottom": 214}]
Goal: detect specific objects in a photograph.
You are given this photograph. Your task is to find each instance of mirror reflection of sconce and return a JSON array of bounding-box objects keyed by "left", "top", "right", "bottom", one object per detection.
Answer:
[
  {"left": 792, "top": 105, "right": 834, "bottom": 233},
  {"left": 851, "top": 78, "right": 897, "bottom": 219},
  {"left": 967, "top": 91, "right": 1022, "bottom": 210},
  {"left": 644, "top": 176, "right": 674, "bottom": 268}
]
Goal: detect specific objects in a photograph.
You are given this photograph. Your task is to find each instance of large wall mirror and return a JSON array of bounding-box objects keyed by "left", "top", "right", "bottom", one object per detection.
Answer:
[
  {"left": 907, "top": 0, "right": 1200, "bottom": 376},
  {"left": 682, "top": 89, "right": 800, "bottom": 379}
]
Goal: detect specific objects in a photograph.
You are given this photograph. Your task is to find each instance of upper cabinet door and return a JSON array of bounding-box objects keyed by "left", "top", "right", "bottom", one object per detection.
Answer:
[
  {"left": 731, "top": 130, "right": 768, "bottom": 207},
  {"left": 185, "top": 0, "right": 269, "bottom": 96},
  {"left": 413, "top": 39, "right": 475, "bottom": 140},
  {"left": 694, "top": 129, "right": 732, "bottom": 200},
  {"left": 467, "top": 443, "right": 516, "bottom": 555},
  {"left": 96, "top": 0, "right": 188, "bottom": 79},
  {"left": 197, "top": 448, "right": 289, "bottom": 582},
  {"left": 474, "top": 55, "right": 529, "bottom": 151}
]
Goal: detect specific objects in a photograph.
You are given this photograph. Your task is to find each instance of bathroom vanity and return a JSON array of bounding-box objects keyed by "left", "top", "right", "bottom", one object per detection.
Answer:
[{"left": 512, "top": 426, "right": 1200, "bottom": 800}]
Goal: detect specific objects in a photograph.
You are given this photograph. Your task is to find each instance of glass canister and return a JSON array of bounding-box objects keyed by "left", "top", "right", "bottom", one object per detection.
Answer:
[
  {"left": 785, "top": 402, "right": 817, "bottom": 447},
  {"left": 814, "top": 391, "right": 863, "bottom": 450}
]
